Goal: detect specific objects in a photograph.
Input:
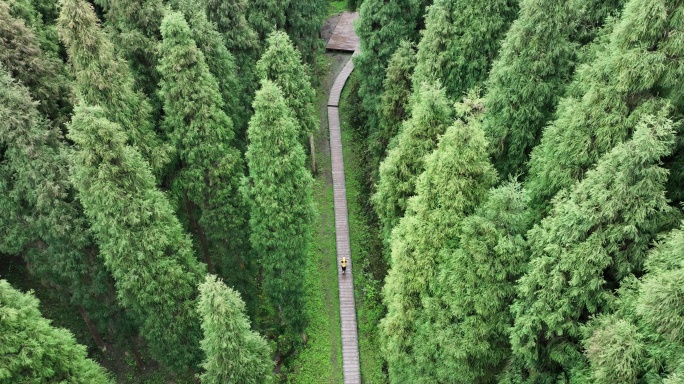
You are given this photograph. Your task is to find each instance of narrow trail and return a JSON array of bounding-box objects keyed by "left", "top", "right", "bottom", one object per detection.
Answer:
[{"left": 327, "top": 56, "right": 361, "bottom": 384}]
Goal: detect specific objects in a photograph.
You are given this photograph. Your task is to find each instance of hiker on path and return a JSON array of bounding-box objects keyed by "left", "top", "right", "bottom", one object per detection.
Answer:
[{"left": 341, "top": 257, "right": 347, "bottom": 274}]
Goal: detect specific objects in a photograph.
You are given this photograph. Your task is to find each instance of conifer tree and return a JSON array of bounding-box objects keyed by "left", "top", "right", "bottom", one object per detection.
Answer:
[
  {"left": 0, "top": 280, "right": 112, "bottom": 383},
  {"left": 58, "top": 0, "right": 168, "bottom": 175},
  {"left": 197, "top": 275, "right": 272, "bottom": 384},
  {"left": 372, "top": 82, "right": 453, "bottom": 245},
  {"left": 256, "top": 31, "right": 318, "bottom": 149},
  {"left": 206, "top": 0, "right": 259, "bottom": 55},
  {"left": 373, "top": 40, "right": 416, "bottom": 169},
  {"left": 525, "top": 0, "right": 684, "bottom": 217},
  {"left": 92, "top": 0, "right": 165, "bottom": 98},
  {"left": 241, "top": 81, "right": 315, "bottom": 334},
  {"left": 246, "top": 0, "right": 288, "bottom": 42},
  {"left": 412, "top": 181, "right": 529, "bottom": 382},
  {"left": 582, "top": 222, "right": 684, "bottom": 383},
  {"left": 172, "top": 0, "right": 248, "bottom": 135},
  {"left": 204, "top": 0, "right": 261, "bottom": 123},
  {"left": 411, "top": 0, "right": 518, "bottom": 101},
  {"left": 510, "top": 115, "right": 678, "bottom": 381},
  {"left": 354, "top": 0, "right": 428, "bottom": 135},
  {"left": 0, "top": 2, "right": 70, "bottom": 124},
  {"left": 380, "top": 95, "right": 497, "bottom": 383},
  {"left": 284, "top": 0, "right": 327, "bottom": 65},
  {"left": 68, "top": 105, "right": 205, "bottom": 370},
  {"left": 6, "top": 0, "right": 61, "bottom": 57},
  {"left": 0, "top": 70, "right": 121, "bottom": 353},
  {"left": 158, "top": 11, "right": 251, "bottom": 300},
  {"left": 483, "top": 0, "right": 625, "bottom": 179}
]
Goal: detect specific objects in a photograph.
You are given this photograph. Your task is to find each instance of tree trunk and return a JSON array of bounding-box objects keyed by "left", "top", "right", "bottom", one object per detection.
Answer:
[
  {"left": 131, "top": 345, "right": 145, "bottom": 370},
  {"left": 184, "top": 192, "right": 214, "bottom": 273},
  {"left": 309, "top": 133, "right": 316, "bottom": 174},
  {"left": 78, "top": 306, "right": 107, "bottom": 351}
]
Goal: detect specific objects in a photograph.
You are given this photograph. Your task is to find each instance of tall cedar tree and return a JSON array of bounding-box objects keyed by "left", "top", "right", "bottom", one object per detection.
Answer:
[
  {"left": 204, "top": 0, "right": 260, "bottom": 121},
  {"left": 354, "top": 0, "right": 429, "bottom": 137},
  {"left": 411, "top": 0, "right": 518, "bottom": 101},
  {"left": 372, "top": 82, "right": 453, "bottom": 246},
  {"left": 372, "top": 40, "right": 417, "bottom": 175},
  {"left": 197, "top": 275, "right": 272, "bottom": 384},
  {"left": 58, "top": 0, "right": 169, "bottom": 175},
  {"left": 380, "top": 95, "right": 497, "bottom": 383},
  {"left": 256, "top": 31, "right": 318, "bottom": 154},
  {"left": 68, "top": 105, "right": 205, "bottom": 371},
  {"left": 483, "top": 0, "right": 626, "bottom": 179},
  {"left": 206, "top": 0, "right": 259, "bottom": 55},
  {"left": 284, "top": 0, "right": 327, "bottom": 65},
  {"left": 171, "top": 0, "right": 248, "bottom": 137},
  {"left": 241, "top": 81, "right": 315, "bottom": 334},
  {"left": 0, "top": 70, "right": 121, "bottom": 352},
  {"left": 525, "top": 0, "right": 684, "bottom": 218},
  {"left": 0, "top": 2, "right": 70, "bottom": 125},
  {"left": 92, "top": 0, "right": 165, "bottom": 100},
  {"left": 246, "top": 0, "right": 288, "bottom": 42},
  {"left": 158, "top": 12, "right": 251, "bottom": 303},
  {"left": 580, "top": 221, "right": 684, "bottom": 383},
  {"left": 509, "top": 115, "right": 678, "bottom": 381},
  {"left": 0, "top": 280, "right": 112, "bottom": 383},
  {"left": 7, "top": 0, "right": 62, "bottom": 57},
  {"left": 414, "top": 181, "right": 529, "bottom": 382}
]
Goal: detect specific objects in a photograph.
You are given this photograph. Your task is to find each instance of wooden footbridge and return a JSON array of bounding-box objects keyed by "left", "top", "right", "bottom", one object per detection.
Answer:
[{"left": 326, "top": 11, "right": 361, "bottom": 383}]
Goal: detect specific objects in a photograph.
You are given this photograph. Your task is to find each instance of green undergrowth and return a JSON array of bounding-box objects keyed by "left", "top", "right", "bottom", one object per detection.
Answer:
[
  {"left": 284, "top": 53, "right": 343, "bottom": 384},
  {"left": 339, "top": 72, "right": 389, "bottom": 383},
  {"left": 327, "top": 1, "right": 347, "bottom": 17}
]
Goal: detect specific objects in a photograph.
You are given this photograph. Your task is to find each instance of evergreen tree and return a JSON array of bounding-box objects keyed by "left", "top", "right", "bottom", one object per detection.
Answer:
[
  {"left": 353, "top": 0, "right": 428, "bottom": 136},
  {"left": 372, "top": 82, "right": 453, "bottom": 245},
  {"left": 58, "top": 0, "right": 168, "bottom": 175},
  {"left": 483, "top": 0, "right": 625, "bottom": 179},
  {"left": 240, "top": 81, "right": 315, "bottom": 334},
  {"left": 68, "top": 105, "right": 205, "bottom": 371},
  {"left": 0, "top": 70, "right": 121, "bottom": 353},
  {"left": 204, "top": 0, "right": 261, "bottom": 114},
  {"left": 197, "top": 275, "right": 272, "bottom": 384},
  {"left": 583, "top": 222, "right": 684, "bottom": 383},
  {"left": 284, "top": 0, "right": 327, "bottom": 65},
  {"left": 172, "top": 0, "right": 248, "bottom": 135},
  {"left": 158, "top": 11, "right": 251, "bottom": 302},
  {"left": 0, "top": 2, "right": 70, "bottom": 124},
  {"left": 256, "top": 31, "right": 318, "bottom": 143},
  {"left": 411, "top": 0, "right": 518, "bottom": 101},
  {"left": 413, "top": 181, "right": 529, "bottom": 382},
  {"left": 206, "top": 0, "right": 259, "bottom": 55},
  {"left": 525, "top": 0, "right": 684, "bottom": 217},
  {"left": 6, "top": 0, "right": 61, "bottom": 57},
  {"left": 0, "top": 280, "right": 112, "bottom": 383},
  {"left": 373, "top": 40, "right": 416, "bottom": 171},
  {"left": 92, "top": 0, "right": 165, "bottom": 98},
  {"left": 510, "top": 115, "right": 678, "bottom": 381},
  {"left": 380, "top": 95, "right": 497, "bottom": 383},
  {"left": 246, "top": 0, "right": 288, "bottom": 42}
]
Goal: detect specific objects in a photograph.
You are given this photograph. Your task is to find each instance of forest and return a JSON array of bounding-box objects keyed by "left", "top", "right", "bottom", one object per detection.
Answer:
[{"left": 1, "top": 0, "right": 683, "bottom": 383}]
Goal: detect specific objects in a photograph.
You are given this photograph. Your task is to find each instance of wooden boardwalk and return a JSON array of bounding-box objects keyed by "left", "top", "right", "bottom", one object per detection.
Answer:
[
  {"left": 326, "top": 12, "right": 360, "bottom": 52},
  {"left": 328, "top": 56, "right": 361, "bottom": 384}
]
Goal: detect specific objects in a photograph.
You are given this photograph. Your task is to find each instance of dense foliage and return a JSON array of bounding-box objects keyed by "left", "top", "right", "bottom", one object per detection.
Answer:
[
  {"left": 0, "top": 280, "right": 112, "bottom": 383},
  {"left": 5, "top": 0, "right": 684, "bottom": 382},
  {"left": 241, "top": 80, "right": 315, "bottom": 335}
]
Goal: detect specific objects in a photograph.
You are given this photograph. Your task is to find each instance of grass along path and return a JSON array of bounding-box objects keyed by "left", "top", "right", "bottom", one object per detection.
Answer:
[
  {"left": 339, "top": 72, "right": 389, "bottom": 383},
  {"left": 285, "top": 52, "right": 350, "bottom": 384}
]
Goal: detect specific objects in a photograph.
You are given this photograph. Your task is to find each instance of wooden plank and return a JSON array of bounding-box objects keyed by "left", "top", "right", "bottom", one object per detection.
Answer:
[{"left": 326, "top": 12, "right": 360, "bottom": 52}]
